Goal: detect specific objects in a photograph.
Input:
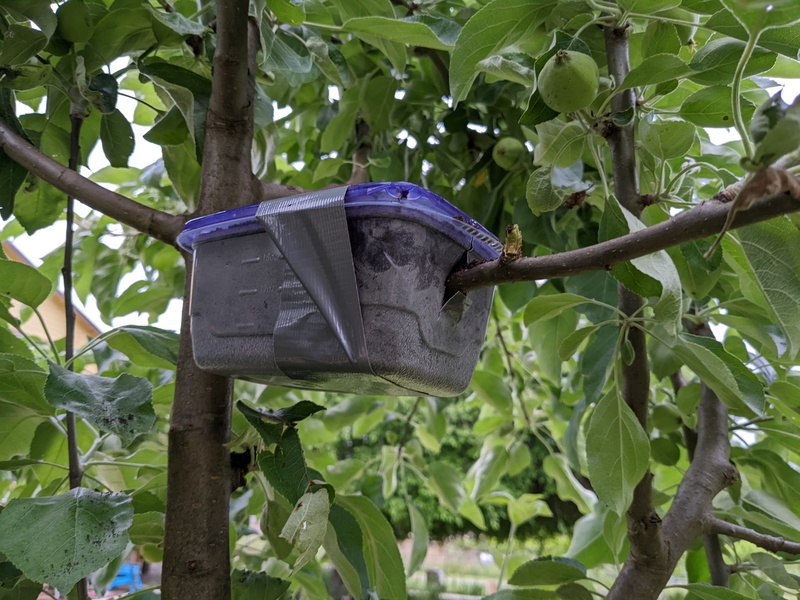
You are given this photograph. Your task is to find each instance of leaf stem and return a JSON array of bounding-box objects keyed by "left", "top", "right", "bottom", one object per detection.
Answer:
[
  {"left": 496, "top": 522, "right": 517, "bottom": 590},
  {"left": 31, "top": 306, "right": 60, "bottom": 363},
  {"left": 664, "top": 162, "right": 726, "bottom": 197},
  {"left": 731, "top": 31, "right": 761, "bottom": 159}
]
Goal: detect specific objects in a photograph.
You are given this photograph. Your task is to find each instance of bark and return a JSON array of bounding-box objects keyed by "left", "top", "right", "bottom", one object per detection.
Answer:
[
  {"left": 608, "top": 325, "right": 738, "bottom": 599},
  {"left": 162, "top": 1, "right": 259, "bottom": 598},
  {"left": 602, "top": 22, "right": 666, "bottom": 573},
  {"left": 0, "top": 119, "right": 184, "bottom": 246},
  {"left": 446, "top": 191, "right": 800, "bottom": 293}
]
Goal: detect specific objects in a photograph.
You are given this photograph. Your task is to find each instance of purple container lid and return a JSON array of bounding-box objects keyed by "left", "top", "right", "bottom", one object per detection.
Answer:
[{"left": 177, "top": 182, "right": 502, "bottom": 259}]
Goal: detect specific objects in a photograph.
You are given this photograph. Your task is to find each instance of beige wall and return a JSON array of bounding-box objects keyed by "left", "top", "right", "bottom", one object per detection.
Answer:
[{"left": 3, "top": 241, "right": 102, "bottom": 347}]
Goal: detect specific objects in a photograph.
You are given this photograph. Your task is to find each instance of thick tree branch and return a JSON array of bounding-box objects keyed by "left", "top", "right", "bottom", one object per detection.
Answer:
[
  {"left": 706, "top": 518, "right": 800, "bottom": 555},
  {"left": 163, "top": 3, "right": 257, "bottom": 600},
  {"left": 704, "top": 534, "right": 730, "bottom": 587},
  {"left": 447, "top": 191, "right": 799, "bottom": 293},
  {"left": 346, "top": 119, "right": 371, "bottom": 185},
  {"left": 0, "top": 119, "right": 184, "bottom": 246},
  {"left": 4, "top": 3, "right": 218, "bottom": 239}
]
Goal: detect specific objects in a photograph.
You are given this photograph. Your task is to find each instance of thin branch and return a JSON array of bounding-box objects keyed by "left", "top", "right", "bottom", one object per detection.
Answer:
[
  {"left": 346, "top": 119, "right": 371, "bottom": 186},
  {"left": 707, "top": 518, "right": 800, "bottom": 554},
  {"left": 602, "top": 21, "right": 664, "bottom": 570},
  {"left": 396, "top": 397, "right": 423, "bottom": 454},
  {"left": 0, "top": 119, "right": 184, "bottom": 246},
  {"left": 704, "top": 534, "right": 730, "bottom": 587},
  {"left": 447, "top": 191, "right": 800, "bottom": 293},
  {"left": 65, "top": 108, "right": 88, "bottom": 600}
]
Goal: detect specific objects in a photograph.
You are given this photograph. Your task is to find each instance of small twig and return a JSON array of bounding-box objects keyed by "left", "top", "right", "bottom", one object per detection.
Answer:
[
  {"left": 65, "top": 109, "right": 88, "bottom": 600},
  {"left": 707, "top": 517, "right": 800, "bottom": 554},
  {"left": 396, "top": 397, "right": 423, "bottom": 456}
]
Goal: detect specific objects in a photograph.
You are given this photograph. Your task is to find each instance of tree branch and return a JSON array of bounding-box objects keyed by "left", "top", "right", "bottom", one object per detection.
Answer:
[
  {"left": 0, "top": 119, "right": 184, "bottom": 246},
  {"left": 707, "top": 518, "right": 800, "bottom": 555},
  {"left": 346, "top": 119, "right": 371, "bottom": 185},
  {"left": 602, "top": 21, "right": 664, "bottom": 572},
  {"left": 447, "top": 191, "right": 800, "bottom": 293}
]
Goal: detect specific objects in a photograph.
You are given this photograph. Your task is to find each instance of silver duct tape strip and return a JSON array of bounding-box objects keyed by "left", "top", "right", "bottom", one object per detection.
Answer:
[{"left": 255, "top": 187, "right": 371, "bottom": 378}]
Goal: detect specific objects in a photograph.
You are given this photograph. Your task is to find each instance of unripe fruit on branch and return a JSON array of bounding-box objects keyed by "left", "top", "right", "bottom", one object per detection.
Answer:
[
  {"left": 537, "top": 50, "right": 600, "bottom": 114},
  {"left": 492, "top": 137, "right": 525, "bottom": 170}
]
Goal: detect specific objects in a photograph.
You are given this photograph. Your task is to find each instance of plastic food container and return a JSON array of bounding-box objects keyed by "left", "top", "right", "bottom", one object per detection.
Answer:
[{"left": 177, "top": 182, "right": 501, "bottom": 396}]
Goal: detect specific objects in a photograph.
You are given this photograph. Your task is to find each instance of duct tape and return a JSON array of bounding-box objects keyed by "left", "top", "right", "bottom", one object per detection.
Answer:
[{"left": 255, "top": 187, "right": 371, "bottom": 379}]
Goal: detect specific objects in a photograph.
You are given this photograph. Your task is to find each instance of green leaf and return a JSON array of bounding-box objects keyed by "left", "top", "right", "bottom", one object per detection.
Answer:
[
  {"left": 671, "top": 334, "right": 765, "bottom": 415},
  {"left": 580, "top": 324, "right": 619, "bottom": 403},
  {"left": 559, "top": 325, "right": 600, "bottom": 361},
  {"left": 0, "top": 488, "right": 132, "bottom": 594},
  {"left": 138, "top": 60, "right": 212, "bottom": 162},
  {"left": 100, "top": 109, "right": 135, "bottom": 168},
  {"left": 477, "top": 52, "right": 537, "bottom": 86},
  {"left": 641, "top": 22, "right": 682, "bottom": 58},
  {"left": 231, "top": 570, "right": 290, "bottom": 600},
  {"left": 679, "top": 85, "right": 756, "bottom": 128},
  {"left": 280, "top": 489, "right": 331, "bottom": 572},
  {"left": 84, "top": 8, "right": 157, "bottom": 73},
  {"left": 146, "top": 4, "right": 208, "bottom": 37},
  {"left": 104, "top": 325, "right": 179, "bottom": 369},
  {"left": 44, "top": 362, "right": 156, "bottom": 445},
  {"left": 0, "top": 353, "right": 50, "bottom": 414},
  {"left": 737, "top": 219, "right": 800, "bottom": 358},
  {"left": 322, "top": 519, "right": 363, "bottom": 600},
  {"left": 329, "top": 0, "right": 406, "bottom": 73},
  {"left": 0, "top": 259, "right": 52, "bottom": 308},
  {"left": 705, "top": 9, "right": 800, "bottom": 59},
  {"left": 519, "top": 90, "right": 558, "bottom": 128},
  {"left": 13, "top": 182, "right": 67, "bottom": 235},
  {"left": 526, "top": 167, "right": 566, "bottom": 216},
  {"left": 327, "top": 504, "right": 370, "bottom": 598},
  {"left": 128, "top": 511, "right": 164, "bottom": 545},
  {"left": 321, "top": 86, "right": 359, "bottom": 153},
  {"left": 508, "top": 494, "right": 552, "bottom": 527},
  {"left": 688, "top": 38, "right": 775, "bottom": 85},
  {"left": 639, "top": 118, "right": 696, "bottom": 160},
  {"left": 0, "top": 25, "right": 47, "bottom": 65},
  {"left": 450, "top": 0, "right": 549, "bottom": 102},
  {"left": 336, "top": 495, "right": 406, "bottom": 600},
  {"left": 523, "top": 293, "right": 592, "bottom": 325},
  {"left": 720, "top": 0, "right": 800, "bottom": 33},
  {"left": 528, "top": 310, "right": 578, "bottom": 382},
  {"left": 306, "top": 37, "right": 350, "bottom": 87},
  {"left": 470, "top": 370, "right": 512, "bottom": 415},
  {"left": 585, "top": 390, "right": 650, "bottom": 515},
  {"left": 266, "top": 0, "right": 305, "bottom": 26},
  {"left": 361, "top": 75, "right": 395, "bottom": 132},
  {"left": 143, "top": 106, "right": 189, "bottom": 146},
  {"left": 619, "top": 0, "right": 680, "bottom": 10},
  {"left": 681, "top": 584, "right": 754, "bottom": 599},
  {"left": 258, "top": 427, "right": 312, "bottom": 505},
  {"left": 533, "top": 121, "right": 585, "bottom": 168},
  {"left": 751, "top": 96, "right": 800, "bottom": 167},
  {"left": 427, "top": 461, "right": 465, "bottom": 512},
  {"left": 343, "top": 15, "right": 460, "bottom": 50},
  {"left": 542, "top": 455, "right": 596, "bottom": 514},
  {"left": 557, "top": 583, "right": 593, "bottom": 600},
  {"left": 508, "top": 557, "right": 586, "bottom": 586},
  {"left": 751, "top": 552, "right": 798, "bottom": 589},
  {"left": 600, "top": 198, "right": 682, "bottom": 336},
  {"left": 617, "top": 53, "right": 692, "bottom": 90},
  {"left": 0, "top": 0, "right": 57, "bottom": 38},
  {"left": 261, "top": 26, "right": 312, "bottom": 74},
  {"left": 406, "top": 503, "right": 428, "bottom": 576}
]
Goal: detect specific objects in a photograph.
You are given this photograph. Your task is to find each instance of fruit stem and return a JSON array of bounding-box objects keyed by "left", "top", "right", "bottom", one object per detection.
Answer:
[{"left": 731, "top": 30, "right": 760, "bottom": 160}]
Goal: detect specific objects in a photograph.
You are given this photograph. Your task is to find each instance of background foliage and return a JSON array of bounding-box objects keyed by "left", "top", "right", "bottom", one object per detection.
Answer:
[{"left": 1, "top": 0, "right": 800, "bottom": 598}]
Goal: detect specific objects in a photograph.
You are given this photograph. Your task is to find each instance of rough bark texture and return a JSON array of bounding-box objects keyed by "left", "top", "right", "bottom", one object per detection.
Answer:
[
  {"left": 161, "top": 264, "right": 233, "bottom": 599},
  {"left": 162, "top": 2, "right": 258, "bottom": 598}
]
